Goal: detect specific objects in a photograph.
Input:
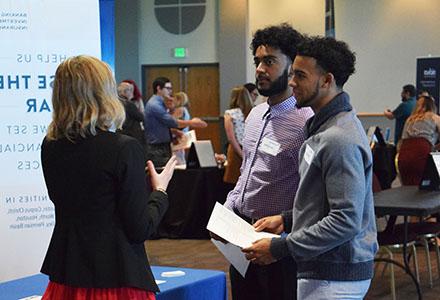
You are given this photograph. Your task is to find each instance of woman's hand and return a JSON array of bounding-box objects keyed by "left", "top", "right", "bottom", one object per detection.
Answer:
[{"left": 147, "top": 156, "right": 177, "bottom": 191}]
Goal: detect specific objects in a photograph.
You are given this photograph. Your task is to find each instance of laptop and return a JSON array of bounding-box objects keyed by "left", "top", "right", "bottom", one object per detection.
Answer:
[
  {"left": 419, "top": 152, "right": 440, "bottom": 190},
  {"left": 186, "top": 140, "right": 217, "bottom": 169}
]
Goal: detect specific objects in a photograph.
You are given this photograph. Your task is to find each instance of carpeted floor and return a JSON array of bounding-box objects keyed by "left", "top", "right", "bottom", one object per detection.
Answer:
[{"left": 146, "top": 238, "right": 440, "bottom": 300}]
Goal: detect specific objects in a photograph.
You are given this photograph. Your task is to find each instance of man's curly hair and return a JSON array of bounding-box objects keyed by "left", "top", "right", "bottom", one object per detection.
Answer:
[
  {"left": 251, "top": 23, "right": 303, "bottom": 61},
  {"left": 297, "top": 36, "right": 356, "bottom": 88}
]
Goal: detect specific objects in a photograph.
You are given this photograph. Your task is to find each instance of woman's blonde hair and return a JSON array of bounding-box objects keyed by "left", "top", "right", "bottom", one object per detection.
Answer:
[
  {"left": 46, "top": 55, "right": 125, "bottom": 141},
  {"left": 174, "top": 91, "right": 189, "bottom": 108},
  {"left": 229, "top": 86, "right": 253, "bottom": 118},
  {"left": 406, "top": 96, "right": 437, "bottom": 124}
]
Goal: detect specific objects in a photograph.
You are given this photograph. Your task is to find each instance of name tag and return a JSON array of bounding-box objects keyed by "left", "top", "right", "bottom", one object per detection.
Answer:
[
  {"left": 304, "top": 144, "right": 315, "bottom": 165},
  {"left": 260, "top": 137, "right": 281, "bottom": 156}
]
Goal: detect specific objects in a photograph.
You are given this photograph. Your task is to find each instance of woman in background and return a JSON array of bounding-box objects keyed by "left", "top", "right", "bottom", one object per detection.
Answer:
[
  {"left": 172, "top": 92, "right": 191, "bottom": 133},
  {"left": 223, "top": 86, "right": 253, "bottom": 184},
  {"left": 398, "top": 96, "right": 440, "bottom": 185},
  {"left": 244, "top": 82, "right": 259, "bottom": 106},
  {"left": 122, "top": 79, "right": 144, "bottom": 113},
  {"left": 41, "top": 55, "right": 176, "bottom": 300}
]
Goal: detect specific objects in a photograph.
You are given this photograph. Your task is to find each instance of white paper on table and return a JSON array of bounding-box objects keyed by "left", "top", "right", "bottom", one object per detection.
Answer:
[
  {"left": 211, "top": 239, "right": 250, "bottom": 277},
  {"left": 19, "top": 296, "right": 42, "bottom": 300},
  {"left": 207, "top": 202, "right": 280, "bottom": 249},
  {"left": 155, "top": 279, "right": 166, "bottom": 285},
  {"left": 161, "top": 270, "right": 186, "bottom": 277},
  {"left": 171, "top": 130, "right": 197, "bottom": 151}
]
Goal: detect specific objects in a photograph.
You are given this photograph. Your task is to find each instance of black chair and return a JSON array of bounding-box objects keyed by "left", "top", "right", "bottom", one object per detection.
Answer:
[{"left": 376, "top": 215, "right": 421, "bottom": 300}]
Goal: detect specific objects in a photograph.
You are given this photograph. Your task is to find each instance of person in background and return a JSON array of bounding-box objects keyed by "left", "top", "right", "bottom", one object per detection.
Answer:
[
  {"left": 171, "top": 91, "right": 192, "bottom": 165},
  {"left": 122, "top": 79, "right": 144, "bottom": 113},
  {"left": 223, "top": 86, "right": 253, "bottom": 184},
  {"left": 144, "top": 77, "right": 207, "bottom": 167},
  {"left": 243, "top": 36, "right": 378, "bottom": 300},
  {"left": 40, "top": 55, "right": 177, "bottom": 300},
  {"left": 244, "top": 82, "right": 259, "bottom": 106},
  {"left": 384, "top": 84, "right": 417, "bottom": 144},
  {"left": 417, "top": 88, "right": 430, "bottom": 98},
  {"left": 211, "top": 23, "right": 313, "bottom": 300},
  {"left": 117, "top": 81, "right": 146, "bottom": 150},
  {"left": 172, "top": 92, "right": 191, "bottom": 133},
  {"left": 398, "top": 96, "right": 440, "bottom": 185},
  {"left": 401, "top": 96, "right": 440, "bottom": 149}
]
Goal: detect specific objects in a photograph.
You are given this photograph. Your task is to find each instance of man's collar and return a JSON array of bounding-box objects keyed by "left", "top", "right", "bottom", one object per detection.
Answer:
[
  {"left": 305, "top": 92, "right": 352, "bottom": 138},
  {"left": 264, "top": 95, "right": 297, "bottom": 118}
]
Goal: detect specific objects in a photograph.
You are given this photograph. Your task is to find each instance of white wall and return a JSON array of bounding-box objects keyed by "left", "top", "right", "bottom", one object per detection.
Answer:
[
  {"left": 247, "top": 0, "right": 325, "bottom": 82},
  {"left": 218, "top": 0, "right": 248, "bottom": 113},
  {"left": 138, "top": 0, "right": 218, "bottom": 65},
  {"left": 335, "top": 0, "right": 440, "bottom": 112},
  {"left": 125, "top": 0, "right": 440, "bottom": 113}
]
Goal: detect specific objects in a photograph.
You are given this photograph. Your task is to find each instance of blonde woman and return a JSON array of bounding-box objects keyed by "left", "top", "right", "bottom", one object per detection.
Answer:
[
  {"left": 41, "top": 56, "right": 176, "bottom": 300},
  {"left": 172, "top": 91, "right": 191, "bottom": 133},
  {"left": 399, "top": 96, "right": 440, "bottom": 185},
  {"left": 223, "top": 86, "right": 253, "bottom": 184},
  {"left": 401, "top": 96, "right": 440, "bottom": 147}
]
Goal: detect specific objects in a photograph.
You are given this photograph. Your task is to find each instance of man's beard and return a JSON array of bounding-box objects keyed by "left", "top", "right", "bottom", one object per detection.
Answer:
[{"left": 256, "top": 68, "right": 289, "bottom": 97}]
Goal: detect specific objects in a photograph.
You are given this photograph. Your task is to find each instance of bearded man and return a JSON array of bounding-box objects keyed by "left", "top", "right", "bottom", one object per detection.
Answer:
[{"left": 211, "top": 24, "right": 313, "bottom": 300}]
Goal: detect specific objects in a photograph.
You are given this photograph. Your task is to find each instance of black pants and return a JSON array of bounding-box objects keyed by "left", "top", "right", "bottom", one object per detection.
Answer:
[
  {"left": 146, "top": 143, "right": 171, "bottom": 168},
  {"left": 230, "top": 256, "right": 297, "bottom": 300}
]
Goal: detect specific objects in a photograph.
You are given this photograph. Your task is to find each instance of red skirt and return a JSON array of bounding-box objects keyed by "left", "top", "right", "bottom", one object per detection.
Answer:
[{"left": 42, "top": 281, "right": 156, "bottom": 300}]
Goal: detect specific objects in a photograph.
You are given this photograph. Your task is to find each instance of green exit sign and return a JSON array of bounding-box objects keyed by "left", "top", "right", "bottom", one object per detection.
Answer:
[{"left": 173, "top": 47, "right": 187, "bottom": 58}]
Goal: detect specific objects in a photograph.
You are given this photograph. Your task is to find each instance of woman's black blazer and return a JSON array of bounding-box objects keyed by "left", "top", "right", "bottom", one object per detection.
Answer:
[{"left": 40, "top": 131, "right": 168, "bottom": 292}]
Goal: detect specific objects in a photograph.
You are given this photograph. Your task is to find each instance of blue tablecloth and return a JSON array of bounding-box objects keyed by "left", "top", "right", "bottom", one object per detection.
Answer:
[{"left": 0, "top": 266, "right": 227, "bottom": 300}]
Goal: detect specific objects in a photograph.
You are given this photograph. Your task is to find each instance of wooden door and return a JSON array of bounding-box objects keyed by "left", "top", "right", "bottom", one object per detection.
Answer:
[
  {"left": 143, "top": 66, "right": 181, "bottom": 99},
  {"left": 142, "top": 64, "right": 222, "bottom": 153}
]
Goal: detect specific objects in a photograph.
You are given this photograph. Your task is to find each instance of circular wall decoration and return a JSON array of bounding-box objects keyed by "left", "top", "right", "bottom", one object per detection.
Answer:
[{"left": 154, "top": 0, "right": 206, "bottom": 35}]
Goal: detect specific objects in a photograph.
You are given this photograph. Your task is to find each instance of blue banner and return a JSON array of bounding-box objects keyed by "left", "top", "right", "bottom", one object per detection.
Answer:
[{"left": 416, "top": 57, "right": 440, "bottom": 110}]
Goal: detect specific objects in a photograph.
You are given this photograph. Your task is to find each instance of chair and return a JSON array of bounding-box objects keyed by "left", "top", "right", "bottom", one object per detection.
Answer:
[
  {"left": 375, "top": 215, "right": 421, "bottom": 300},
  {"left": 372, "top": 143, "right": 397, "bottom": 190},
  {"left": 398, "top": 137, "right": 432, "bottom": 185},
  {"left": 397, "top": 137, "right": 440, "bottom": 287}
]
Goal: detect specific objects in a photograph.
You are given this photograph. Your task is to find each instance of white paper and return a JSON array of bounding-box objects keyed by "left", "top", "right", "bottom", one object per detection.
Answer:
[
  {"left": 171, "top": 130, "right": 197, "bottom": 151},
  {"left": 155, "top": 279, "right": 166, "bottom": 285},
  {"left": 207, "top": 203, "right": 280, "bottom": 278},
  {"left": 19, "top": 296, "right": 42, "bottom": 300},
  {"left": 207, "top": 202, "right": 280, "bottom": 249},
  {"left": 161, "top": 270, "right": 186, "bottom": 277},
  {"left": 432, "top": 153, "right": 440, "bottom": 173},
  {"left": 211, "top": 239, "right": 250, "bottom": 277},
  {"left": 304, "top": 144, "right": 315, "bottom": 165}
]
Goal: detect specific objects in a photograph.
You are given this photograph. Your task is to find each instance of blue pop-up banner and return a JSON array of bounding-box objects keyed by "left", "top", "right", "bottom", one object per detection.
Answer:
[{"left": 0, "top": 0, "right": 108, "bottom": 282}]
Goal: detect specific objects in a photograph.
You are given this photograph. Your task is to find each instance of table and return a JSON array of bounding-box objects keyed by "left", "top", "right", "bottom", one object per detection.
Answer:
[
  {"left": 374, "top": 186, "right": 440, "bottom": 300},
  {"left": 374, "top": 186, "right": 440, "bottom": 218},
  {"left": 154, "top": 168, "right": 233, "bottom": 239},
  {"left": 0, "top": 266, "right": 227, "bottom": 300}
]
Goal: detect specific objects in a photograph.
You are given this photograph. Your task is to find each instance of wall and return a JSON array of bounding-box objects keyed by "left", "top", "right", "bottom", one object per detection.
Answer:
[
  {"left": 115, "top": 0, "right": 440, "bottom": 114},
  {"left": 218, "top": 0, "right": 248, "bottom": 113},
  {"left": 138, "top": 0, "right": 218, "bottom": 65},
  {"left": 335, "top": 0, "right": 440, "bottom": 112},
  {"left": 115, "top": 0, "right": 140, "bottom": 84}
]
